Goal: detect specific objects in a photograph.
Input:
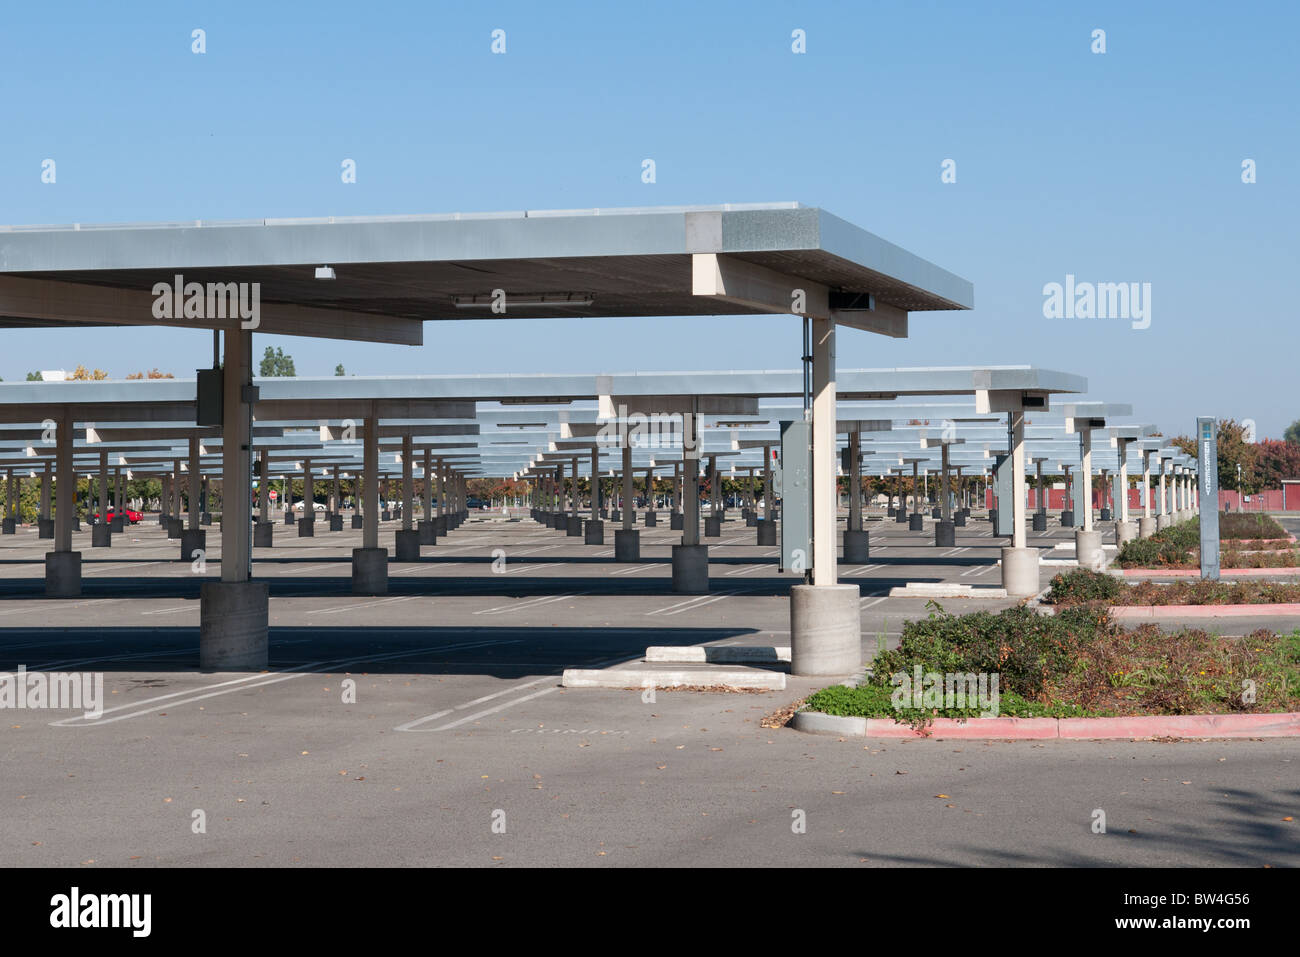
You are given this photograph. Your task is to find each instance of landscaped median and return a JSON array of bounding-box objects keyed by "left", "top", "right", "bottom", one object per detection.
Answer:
[
  {"left": 1117, "top": 514, "right": 1300, "bottom": 574},
  {"left": 788, "top": 601, "right": 1300, "bottom": 739},
  {"left": 1043, "top": 568, "right": 1300, "bottom": 620}
]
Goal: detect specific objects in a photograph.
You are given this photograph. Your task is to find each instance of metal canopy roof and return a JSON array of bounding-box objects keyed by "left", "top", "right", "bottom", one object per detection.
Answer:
[{"left": 0, "top": 203, "right": 973, "bottom": 340}]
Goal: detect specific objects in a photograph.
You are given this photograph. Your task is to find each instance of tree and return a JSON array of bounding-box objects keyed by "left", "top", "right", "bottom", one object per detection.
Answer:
[
  {"left": 126, "top": 369, "right": 175, "bottom": 380},
  {"left": 1256, "top": 439, "right": 1300, "bottom": 489},
  {"left": 25, "top": 371, "right": 42, "bottom": 381},
  {"left": 259, "top": 346, "right": 296, "bottom": 377},
  {"left": 334, "top": 364, "right": 346, "bottom": 376},
  {"left": 1285, "top": 420, "right": 1300, "bottom": 445},
  {"left": 69, "top": 364, "right": 109, "bottom": 380}
]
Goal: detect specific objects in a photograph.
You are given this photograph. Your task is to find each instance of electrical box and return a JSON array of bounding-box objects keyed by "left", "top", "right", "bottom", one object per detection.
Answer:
[
  {"left": 993, "top": 454, "right": 1013, "bottom": 536},
  {"left": 196, "top": 369, "right": 223, "bottom": 426},
  {"left": 779, "top": 419, "right": 812, "bottom": 574}
]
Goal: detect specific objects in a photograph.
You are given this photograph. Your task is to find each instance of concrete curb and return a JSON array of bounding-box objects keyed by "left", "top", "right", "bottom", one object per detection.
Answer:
[
  {"left": 645, "top": 645, "right": 790, "bottom": 663},
  {"left": 1121, "top": 567, "right": 1300, "bottom": 577},
  {"left": 888, "top": 583, "right": 1008, "bottom": 598},
  {"left": 791, "top": 709, "right": 1300, "bottom": 739},
  {"left": 1108, "top": 602, "right": 1300, "bottom": 619},
  {"left": 561, "top": 668, "right": 786, "bottom": 690}
]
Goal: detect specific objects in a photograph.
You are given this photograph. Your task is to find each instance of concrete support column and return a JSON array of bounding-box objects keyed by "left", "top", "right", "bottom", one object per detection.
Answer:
[
  {"left": 1076, "top": 431, "right": 1102, "bottom": 570},
  {"left": 90, "top": 450, "right": 113, "bottom": 548},
  {"left": 201, "top": 327, "right": 266, "bottom": 671},
  {"left": 844, "top": 427, "right": 869, "bottom": 561},
  {"left": 672, "top": 407, "right": 707, "bottom": 593},
  {"left": 45, "top": 409, "right": 81, "bottom": 597},
  {"left": 792, "top": 315, "right": 858, "bottom": 676},
  {"left": 1001, "top": 410, "right": 1039, "bottom": 598},
  {"left": 1116, "top": 439, "right": 1136, "bottom": 544},
  {"left": 616, "top": 442, "right": 639, "bottom": 560},
  {"left": 394, "top": 433, "right": 420, "bottom": 560},
  {"left": 353, "top": 402, "right": 387, "bottom": 594},
  {"left": 1156, "top": 458, "right": 1170, "bottom": 530}
]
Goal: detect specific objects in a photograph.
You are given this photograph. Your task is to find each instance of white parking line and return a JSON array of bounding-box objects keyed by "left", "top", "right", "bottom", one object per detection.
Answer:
[
  {"left": 648, "top": 589, "right": 749, "bottom": 617},
  {"left": 860, "top": 596, "right": 888, "bottom": 609},
  {"left": 304, "top": 595, "right": 419, "bottom": 616},
  {"left": 610, "top": 563, "right": 656, "bottom": 576},
  {"left": 472, "top": 591, "right": 588, "bottom": 616},
  {"left": 723, "top": 564, "right": 767, "bottom": 576}
]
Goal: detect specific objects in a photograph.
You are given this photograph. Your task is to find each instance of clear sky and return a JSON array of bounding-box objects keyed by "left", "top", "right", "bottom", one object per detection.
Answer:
[{"left": 3, "top": 1, "right": 1294, "bottom": 440}]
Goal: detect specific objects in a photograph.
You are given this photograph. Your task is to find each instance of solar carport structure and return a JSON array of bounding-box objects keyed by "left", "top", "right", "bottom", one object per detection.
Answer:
[{"left": 0, "top": 202, "right": 976, "bottom": 675}]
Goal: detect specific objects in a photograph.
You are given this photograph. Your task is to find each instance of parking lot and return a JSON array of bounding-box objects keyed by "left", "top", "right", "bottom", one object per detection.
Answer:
[{"left": 3, "top": 509, "right": 1296, "bottom": 868}]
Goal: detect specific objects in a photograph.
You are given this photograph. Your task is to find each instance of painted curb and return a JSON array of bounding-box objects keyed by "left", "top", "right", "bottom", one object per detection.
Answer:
[
  {"left": 1121, "top": 567, "right": 1300, "bottom": 577},
  {"left": 888, "top": 584, "right": 1009, "bottom": 598},
  {"left": 1108, "top": 603, "right": 1300, "bottom": 619},
  {"left": 791, "top": 709, "right": 1300, "bottom": 739}
]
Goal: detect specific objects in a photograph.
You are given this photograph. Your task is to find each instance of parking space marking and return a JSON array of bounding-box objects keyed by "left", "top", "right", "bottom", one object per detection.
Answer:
[
  {"left": 305, "top": 595, "right": 419, "bottom": 616},
  {"left": 472, "top": 591, "right": 588, "bottom": 616}
]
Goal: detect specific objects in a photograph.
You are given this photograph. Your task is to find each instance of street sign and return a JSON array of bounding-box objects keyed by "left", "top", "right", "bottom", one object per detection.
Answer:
[
  {"left": 269, "top": 490, "right": 278, "bottom": 502},
  {"left": 1198, "top": 416, "right": 1219, "bottom": 580}
]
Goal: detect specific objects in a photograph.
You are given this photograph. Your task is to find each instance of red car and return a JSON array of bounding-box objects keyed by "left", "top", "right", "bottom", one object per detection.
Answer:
[{"left": 93, "top": 509, "right": 143, "bottom": 525}]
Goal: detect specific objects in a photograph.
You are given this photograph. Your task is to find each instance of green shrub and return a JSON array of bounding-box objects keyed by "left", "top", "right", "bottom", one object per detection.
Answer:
[
  {"left": 1221, "top": 513, "right": 1287, "bottom": 541},
  {"left": 1044, "top": 569, "right": 1123, "bottom": 605},
  {"left": 1117, "top": 537, "right": 1162, "bottom": 567}
]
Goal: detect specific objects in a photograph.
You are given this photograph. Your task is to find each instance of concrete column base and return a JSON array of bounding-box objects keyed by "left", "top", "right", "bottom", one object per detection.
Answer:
[
  {"left": 418, "top": 519, "right": 437, "bottom": 545},
  {"left": 1138, "top": 517, "right": 1156, "bottom": 538},
  {"left": 1100, "top": 508, "right": 1112, "bottom": 522},
  {"left": 745, "top": 515, "right": 757, "bottom": 527},
  {"left": 1075, "top": 529, "right": 1104, "bottom": 571},
  {"left": 584, "top": 520, "right": 604, "bottom": 545},
  {"left": 329, "top": 514, "right": 344, "bottom": 532},
  {"left": 908, "top": 514, "right": 923, "bottom": 531},
  {"left": 1, "top": 517, "right": 14, "bottom": 534},
  {"left": 935, "top": 520, "right": 955, "bottom": 547},
  {"left": 704, "top": 515, "right": 722, "bottom": 537},
  {"left": 167, "top": 518, "right": 183, "bottom": 539},
  {"left": 200, "top": 512, "right": 212, "bottom": 526},
  {"left": 254, "top": 521, "right": 274, "bottom": 547},
  {"left": 1156, "top": 514, "right": 1171, "bottom": 531},
  {"left": 199, "top": 581, "right": 269, "bottom": 671},
  {"left": 1060, "top": 510, "right": 1074, "bottom": 528},
  {"left": 181, "top": 529, "right": 206, "bottom": 562},
  {"left": 614, "top": 529, "right": 640, "bottom": 561},
  {"left": 670, "top": 513, "right": 683, "bottom": 530},
  {"left": 566, "top": 516, "right": 584, "bottom": 537},
  {"left": 953, "top": 512, "right": 967, "bottom": 527},
  {"left": 757, "top": 520, "right": 776, "bottom": 546},
  {"left": 91, "top": 524, "right": 112, "bottom": 547},
  {"left": 351, "top": 514, "right": 364, "bottom": 529},
  {"left": 38, "top": 518, "right": 54, "bottom": 539},
  {"left": 790, "top": 583, "right": 861, "bottom": 676},
  {"left": 1116, "top": 520, "right": 1138, "bottom": 545},
  {"left": 610, "top": 509, "right": 620, "bottom": 523},
  {"left": 110, "top": 515, "right": 125, "bottom": 532},
  {"left": 157, "top": 512, "right": 168, "bottom": 526},
  {"left": 931, "top": 507, "right": 942, "bottom": 519},
  {"left": 352, "top": 546, "right": 388, "bottom": 595},
  {"left": 381, "top": 510, "right": 392, "bottom": 522},
  {"left": 1032, "top": 512, "right": 1047, "bottom": 532},
  {"left": 989, "top": 508, "right": 998, "bottom": 526},
  {"left": 539, "top": 513, "right": 552, "bottom": 527},
  {"left": 298, "top": 518, "right": 315, "bottom": 537},
  {"left": 285, "top": 511, "right": 296, "bottom": 525},
  {"left": 1001, "top": 546, "right": 1040, "bottom": 598},
  {"left": 671, "top": 544, "right": 709, "bottom": 593},
  {"left": 843, "top": 529, "right": 870, "bottom": 563},
  {"left": 895, "top": 509, "right": 909, "bottom": 524},
  {"left": 394, "top": 529, "right": 421, "bottom": 562},
  {"left": 644, "top": 511, "right": 657, "bottom": 527},
  {"left": 887, "top": 507, "right": 896, "bottom": 517},
  {"left": 45, "top": 551, "right": 81, "bottom": 597}
]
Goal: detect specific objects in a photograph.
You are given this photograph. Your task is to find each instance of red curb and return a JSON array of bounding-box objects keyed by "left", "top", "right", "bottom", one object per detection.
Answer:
[
  {"left": 854, "top": 712, "right": 1300, "bottom": 739},
  {"left": 1108, "top": 602, "right": 1300, "bottom": 619},
  {"left": 1121, "top": 567, "right": 1300, "bottom": 577}
]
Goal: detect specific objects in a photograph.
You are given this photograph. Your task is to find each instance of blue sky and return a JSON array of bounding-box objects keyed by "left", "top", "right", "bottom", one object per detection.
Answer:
[{"left": 3, "top": 0, "right": 1295, "bottom": 440}]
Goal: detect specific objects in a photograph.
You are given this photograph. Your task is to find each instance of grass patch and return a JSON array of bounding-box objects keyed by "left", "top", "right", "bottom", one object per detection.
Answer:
[{"left": 802, "top": 602, "right": 1300, "bottom": 728}]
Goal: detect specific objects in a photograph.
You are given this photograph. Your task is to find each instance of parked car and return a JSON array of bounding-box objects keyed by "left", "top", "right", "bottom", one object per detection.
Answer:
[
  {"left": 292, "top": 500, "right": 328, "bottom": 512},
  {"left": 92, "top": 508, "right": 143, "bottom": 524},
  {"left": 466, "top": 497, "right": 488, "bottom": 510}
]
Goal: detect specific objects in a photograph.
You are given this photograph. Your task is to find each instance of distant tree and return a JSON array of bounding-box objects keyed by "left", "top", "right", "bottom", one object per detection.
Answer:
[
  {"left": 334, "top": 363, "right": 346, "bottom": 376},
  {"left": 1285, "top": 420, "right": 1300, "bottom": 445},
  {"left": 126, "top": 369, "right": 176, "bottom": 380},
  {"left": 25, "top": 371, "right": 42, "bottom": 381},
  {"left": 69, "top": 364, "right": 109, "bottom": 380},
  {"left": 1215, "top": 419, "right": 1261, "bottom": 494},
  {"left": 1256, "top": 439, "right": 1300, "bottom": 488},
  {"left": 259, "top": 346, "right": 296, "bottom": 377}
]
